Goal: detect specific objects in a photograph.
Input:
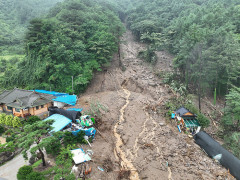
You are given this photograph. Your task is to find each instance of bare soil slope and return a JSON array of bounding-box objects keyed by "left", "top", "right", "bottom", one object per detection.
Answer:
[{"left": 72, "top": 30, "right": 232, "bottom": 180}]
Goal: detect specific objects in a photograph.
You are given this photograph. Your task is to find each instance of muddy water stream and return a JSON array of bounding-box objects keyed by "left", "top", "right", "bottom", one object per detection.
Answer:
[{"left": 113, "top": 86, "right": 140, "bottom": 180}]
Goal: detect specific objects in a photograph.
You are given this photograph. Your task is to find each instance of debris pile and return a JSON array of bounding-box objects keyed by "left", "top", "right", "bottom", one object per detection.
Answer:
[{"left": 172, "top": 107, "right": 200, "bottom": 135}]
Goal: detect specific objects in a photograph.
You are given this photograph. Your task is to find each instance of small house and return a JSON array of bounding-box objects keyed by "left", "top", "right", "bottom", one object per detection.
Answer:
[{"left": 0, "top": 88, "right": 55, "bottom": 118}]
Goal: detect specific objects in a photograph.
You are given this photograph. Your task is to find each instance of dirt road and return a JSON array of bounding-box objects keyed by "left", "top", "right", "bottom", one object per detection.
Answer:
[{"left": 66, "top": 29, "right": 230, "bottom": 179}]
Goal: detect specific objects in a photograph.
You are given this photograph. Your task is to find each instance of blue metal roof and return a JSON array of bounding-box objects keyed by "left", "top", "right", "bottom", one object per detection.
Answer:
[
  {"left": 44, "top": 114, "right": 72, "bottom": 132},
  {"left": 34, "top": 90, "right": 68, "bottom": 96},
  {"left": 53, "top": 95, "right": 77, "bottom": 106},
  {"left": 33, "top": 89, "right": 77, "bottom": 106},
  {"left": 67, "top": 108, "right": 83, "bottom": 112}
]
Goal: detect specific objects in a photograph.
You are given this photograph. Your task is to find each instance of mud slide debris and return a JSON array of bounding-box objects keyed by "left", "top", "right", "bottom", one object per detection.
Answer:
[{"left": 113, "top": 80, "right": 140, "bottom": 180}]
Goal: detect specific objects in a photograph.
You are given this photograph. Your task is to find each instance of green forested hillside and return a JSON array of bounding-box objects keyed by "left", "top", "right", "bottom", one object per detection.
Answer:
[
  {"left": 0, "top": 0, "right": 64, "bottom": 55},
  {"left": 126, "top": 0, "right": 240, "bottom": 97},
  {"left": 1, "top": 0, "right": 124, "bottom": 93}
]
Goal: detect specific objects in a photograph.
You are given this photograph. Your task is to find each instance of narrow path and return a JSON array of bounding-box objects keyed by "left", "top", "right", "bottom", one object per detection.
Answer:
[
  {"left": 0, "top": 154, "right": 29, "bottom": 180},
  {"left": 113, "top": 82, "right": 140, "bottom": 180}
]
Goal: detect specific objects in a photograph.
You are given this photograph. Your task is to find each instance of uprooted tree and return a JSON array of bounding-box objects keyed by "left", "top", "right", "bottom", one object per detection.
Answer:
[{"left": 18, "top": 119, "right": 54, "bottom": 166}]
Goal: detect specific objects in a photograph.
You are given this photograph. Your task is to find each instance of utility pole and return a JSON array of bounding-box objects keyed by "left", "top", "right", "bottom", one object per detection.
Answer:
[{"left": 72, "top": 76, "right": 74, "bottom": 95}]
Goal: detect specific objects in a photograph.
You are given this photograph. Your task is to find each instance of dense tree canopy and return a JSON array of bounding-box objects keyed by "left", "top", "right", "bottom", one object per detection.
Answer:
[
  {"left": 221, "top": 87, "right": 240, "bottom": 158},
  {"left": 1, "top": 0, "right": 124, "bottom": 93},
  {"left": 0, "top": 0, "right": 63, "bottom": 55},
  {"left": 125, "top": 0, "right": 240, "bottom": 96}
]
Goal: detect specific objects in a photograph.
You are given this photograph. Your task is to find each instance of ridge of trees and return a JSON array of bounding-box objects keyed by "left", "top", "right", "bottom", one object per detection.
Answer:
[
  {"left": 1, "top": 0, "right": 125, "bottom": 93},
  {"left": 126, "top": 0, "right": 240, "bottom": 97}
]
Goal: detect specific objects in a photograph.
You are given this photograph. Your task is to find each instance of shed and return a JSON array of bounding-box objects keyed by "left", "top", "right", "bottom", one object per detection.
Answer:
[
  {"left": 44, "top": 114, "right": 72, "bottom": 132},
  {"left": 33, "top": 90, "right": 77, "bottom": 107},
  {"left": 52, "top": 95, "right": 77, "bottom": 106}
]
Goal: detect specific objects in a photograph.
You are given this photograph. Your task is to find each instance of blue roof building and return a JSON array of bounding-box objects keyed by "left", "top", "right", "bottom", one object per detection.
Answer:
[
  {"left": 44, "top": 114, "right": 72, "bottom": 132},
  {"left": 33, "top": 90, "right": 77, "bottom": 106}
]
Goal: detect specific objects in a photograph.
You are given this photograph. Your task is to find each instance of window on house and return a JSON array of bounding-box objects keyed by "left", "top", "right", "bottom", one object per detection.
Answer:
[
  {"left": 41, "top": 105, "right": 44, "bottom": 108},
  {"left": 15, "top": 108, "right": 20, "bottom": 112},
  {"left": 7, "top": 106, "right": 12, "bottom": 110},
  {"left": 36, "top": 106, "right": 39, "bottom": 110}
]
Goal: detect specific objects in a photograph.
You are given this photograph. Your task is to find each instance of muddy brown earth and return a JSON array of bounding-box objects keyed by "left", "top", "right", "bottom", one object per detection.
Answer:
[{"left": 71, "top": 30, "right": 233, "bottom": 180}]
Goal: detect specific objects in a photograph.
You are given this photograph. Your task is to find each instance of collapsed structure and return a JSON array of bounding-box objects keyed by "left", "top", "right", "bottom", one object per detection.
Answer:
[
  {"left": 44, "top": 108, "right": 96, "bottom": 138},
  {"left": 172, "top": 107, "right": 200, "bottom": 133}
]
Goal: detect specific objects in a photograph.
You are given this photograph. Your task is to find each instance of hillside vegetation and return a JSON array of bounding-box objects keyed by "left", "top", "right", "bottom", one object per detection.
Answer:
[
  {"left": 126, "top": 0, "right": 240, "bottom": 96},
  {"left": 0, "top": 0, "right": 64, "bottom": 55},
  {"left": 1, "top": 0, "right": 124, "bottom": 93}
]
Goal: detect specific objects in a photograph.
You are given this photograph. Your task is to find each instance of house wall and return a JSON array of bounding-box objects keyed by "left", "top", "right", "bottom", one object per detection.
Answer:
[
  {"left": 1, "top": 102, "right": 53, "bottom": 117},
  {"left": 3, "top": 105, "right": 13, "bottom": 113},
  {"left": 53, "top": 101, "right": 65, "bottom": 108},
  {"left": 33, "top": 102, "right": 53, "bottom": 116},
  {"left": 13, "top": 108, "right": 23, "bottom": 117}
]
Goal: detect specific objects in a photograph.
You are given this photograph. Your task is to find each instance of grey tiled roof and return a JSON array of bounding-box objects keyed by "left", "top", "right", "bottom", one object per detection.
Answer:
[
  {"left": 0, "top": 89, "right": 33, "bottom": 104},
  {"left": 0, "top": 89, "right": 55, "bottom": 108},
  {"left": 0, "top": 90, "right": 11, "bottom": 101},
  {"left": 175, "top": 107, "right": 196, "bottom": 117}
]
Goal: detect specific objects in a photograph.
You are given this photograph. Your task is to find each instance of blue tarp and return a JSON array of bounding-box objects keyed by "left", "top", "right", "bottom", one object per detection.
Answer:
[
  {"left": 33, "top": 89, "right": 77, "bottom": 106},
  {"left": 67, "top": 108, "right": 83, "bottom": 112},
  {"left": 72, "top": 127, "right": 96, "bottom": 138},
  {"left": 34, "top": 90, "right": 68, "bottom": 96},
  {"left": 44, "top": 114, "right": 72, "bottom": 132},
  {"left": 53, "top": 95, "right": 77, "bottom": 106}
]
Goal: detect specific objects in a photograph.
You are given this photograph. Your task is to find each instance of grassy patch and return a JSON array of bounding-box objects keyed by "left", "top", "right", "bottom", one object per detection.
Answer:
[
  {"left": 32, "top": 160, "right": 42, "bottom": 168},
  {"left": 0, "top": 55, "right": 24, "bottom": 61}
]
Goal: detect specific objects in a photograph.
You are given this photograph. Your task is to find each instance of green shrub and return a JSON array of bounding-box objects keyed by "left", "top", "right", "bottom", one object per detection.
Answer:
[
  {"left": 0, "top": 125, "right": 4, "bottom": 135},
  {"left": 6, "top": 133, "right": 16, "bottom": 142},
  {"left": 27, "top": 116, "right": 41, "bottom": 125},
  {"left": 32, "top": 160, "right": 42, "bottom": 168},
  {"left": 138, "top": 47, "right": 157, "bottom": 65},
  {"left": 63, "top": 131, "right": 87, "bottom": 147},
  {"left": 185, "top": 103, "right": 210, "bottom": 128},
  {"left": 45, "top": 137, "right": 61, "bottom": 156},
  {"left": 197, "top": 113, "right": 210, "bottom": 128},
  {"left": 26, "top": 172, "right": 45, "bottom": 180},
  {"left": 17, "top": 165, "right": 33, "bottom": 180}
]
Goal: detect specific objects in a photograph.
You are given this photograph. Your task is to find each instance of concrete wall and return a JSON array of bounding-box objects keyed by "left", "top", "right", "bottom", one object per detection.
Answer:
[{"left": 53, "top": 101, "right": 65, "bottom": 108}]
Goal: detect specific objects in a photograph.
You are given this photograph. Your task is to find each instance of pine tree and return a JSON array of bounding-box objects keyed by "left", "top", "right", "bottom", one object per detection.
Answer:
[{"left": 18, "top": 120, "right": 54, "bottom": 166}]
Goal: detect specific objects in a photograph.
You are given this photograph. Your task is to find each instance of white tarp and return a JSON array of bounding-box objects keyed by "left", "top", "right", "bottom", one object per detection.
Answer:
[{"left": 71, "top": 148, "right": 91, "bottom": 164}]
